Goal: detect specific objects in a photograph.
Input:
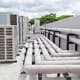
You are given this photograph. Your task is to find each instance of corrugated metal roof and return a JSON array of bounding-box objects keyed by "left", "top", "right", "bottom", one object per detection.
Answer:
[{"left": 45, "top": 16, "right": 80, "bottom": 29}]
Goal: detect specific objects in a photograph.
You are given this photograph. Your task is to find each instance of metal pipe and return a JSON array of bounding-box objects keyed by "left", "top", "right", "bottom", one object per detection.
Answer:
[
  {"left": 42, "top": 28, "right": 80, "bottom": 35},
  {"left": 25, "top": 43, "right": 33, "bottom": 65},
  {"left": 41, "top": 35, "right": 65, "bottom": 53},
  {"left": 24, "top": 65, "right": 80, "bottom": 74},
  {"left": 33, "top": 42, "right": 80, "bottom": 65},
  {"left": 41, "top": 35, "right": 80, "bottom": 56},
  {"left": 37, "top": 37, "right": 52, "bottom": 60},
  {"left": 34, "top": 50, "right": 80, "bottom": 65},
  {"left": 55, "top": 33, "right": 80, "bottom": 45},
  {"left": 36, "top": 60, "right": 80, "bottom": 65},
  {"left": 46, "top": 56, "right": 80, "bottom": 61}
]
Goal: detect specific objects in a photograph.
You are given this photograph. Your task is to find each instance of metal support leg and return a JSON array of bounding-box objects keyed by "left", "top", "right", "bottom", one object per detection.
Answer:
[
  {"left": 42, "top": 32, "right": 44, "bottom": 35},
  {"left": 67, "top": 34, "right": 70, "bottom": 50},
  {"left": 57, "top": 73, "right": 60, "bottom": 77},
  {"left": 59, "top": 32, "right": 61, "bottom": 48},
  {"left": 66, "top": 77, "right": 72, "bottom": 80},
  {"left": 63, "top": 72, "right": 72, "bottom": 80},
  {"left": 75, "top": 34, "right": 78, "bottom": 51},
  {"left": 43, "top": 31, "right": 45, "bottom": 35},
  {"left": 45, "top": 29, "right": 46, "bottom": 37},
  {"left": 75, "top": 43, "right": 78, "bottom": 51},
  {"left": 23, "top": 48, "right": 27, "bottom": 65},
  {"left": 41, "top": 32, "right": 42, "bottom": 34},
  {"left": 30, "top": 74, "right": 38, "bottom": 80},
  {"left": 52, "top": 32, "right": 55, "bottom": 43},
  {"left": 59, "top": 37, "right": 61, "bottom": 48},
  {"left": 67, "top": 34, "right": 79, "bottom": 51},
  {"left": 38, "top": 73, "right": 42, "bottom": 80},
  {"left": 48, "top": 31, "right": 50, "bottom": 40}
]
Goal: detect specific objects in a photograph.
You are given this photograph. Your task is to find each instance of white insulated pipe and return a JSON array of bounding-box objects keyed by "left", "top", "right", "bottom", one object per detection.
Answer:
[
  {"left": 40, "top": 37, "right": 56, "bottom": 55},
  {"left": 24, "top": 43, "right": 29, "bottom": 48},
  {"left": 23, "top": 40, "right": 80, "bottom": 76},
  {"left": 26, "top": 75, "right": 31, "bottom": 80},
  {"left": 34, "top": 40, "right": 42, "bottom": 64},
  {"left": 24, "top": 65, "right": 80, "bottom": 74},
  {"left": 25, "top": 43, "right": 33, "bottom": 65},
  {"left": 46, "top": 28, "right": 80, "bottom": 35},
  {"left": 56, "top": 33, "right": 80, "bottom": 45},
  {"left": 24, "top": 43, "right": 37, "bottom": 80},
  {"left": 56, "top": 33, "right": 66, "bottom": 39},
  {"left": 21, "top": 48, "right": 26, "bottom": 54},
  {"left": 34, "top": 48, "right": 80, "bottom": 65},
  {"left": 37, "top": 37, "right": 52, "bottom": 60},
  {"left": 51, "top": 53, "right": 80, "bottom": 57},
  {"left": 26, "top": 74, "right": 38, "bottom": 80},
  {"left": 70, "top": 37, "right": 80, "bottom": 45},
  {"left": 36, "top": 60, "right": 80, "bottom": 65},
  {"left": 41, "top": 38, "right": 80, "bottom": 56},
  {"left": 40, "top": 53, "right": 80, "bottom": 61},
  {"left": 41, "top": 36, "right": 80, "bottom": 56},
  {"left": 36, "top": 36, "right": 80, "bottom": 61},
  {"left": 41, "top": 28, "right": 80, "bottom": 45},
  {"left": 46, "top": 56, "right": 80, "bottom": 61},
  {"left": 35, "top": 52, "right": 80, "bottom": 65},
  {"left": 41, "top": 35, "right": 67, "bottom": 53},
  {"left": 42, "top": 35, "right": 80, "bottom": 55},
  {"left": 19, "top": 48, "right": 26, "bottom": 61},
  {"left": 34, "top": 41, "right": 80, "bottom": 65}
]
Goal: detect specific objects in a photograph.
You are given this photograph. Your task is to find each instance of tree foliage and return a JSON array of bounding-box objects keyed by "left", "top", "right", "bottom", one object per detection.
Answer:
[
  {"left": 56, "top": 15, "right": 72, "bottom": 21},
  {"left": 40, "top": 13, "right": 57, "bottom": 25},
  {"left": 29, "top": 13, "right": 72, "bottom": 26},
  {"left": 29, "top": 19, "right": 34, "bottom": 25}
]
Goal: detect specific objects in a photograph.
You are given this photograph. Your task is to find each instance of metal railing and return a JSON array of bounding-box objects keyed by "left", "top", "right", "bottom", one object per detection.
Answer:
[{"left": 40, "top": 28, "right": 80, "bottom": 52}]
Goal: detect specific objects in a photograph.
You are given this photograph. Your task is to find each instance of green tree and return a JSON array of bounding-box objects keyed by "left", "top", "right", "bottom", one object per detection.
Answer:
[
  {"left": 29, "top": 19, "right": 34, "bottom": 25},
  {"left": 56, "top": 15, "right": 72, "bottom": 21},
  {"left": 29, "top": 13, "right": 72, "bottom": 26},
  {"left": 40, "top": 13, "right": 57, "bottom": 25}
]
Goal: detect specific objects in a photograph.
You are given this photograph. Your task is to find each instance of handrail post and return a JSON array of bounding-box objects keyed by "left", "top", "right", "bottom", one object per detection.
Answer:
[
  {"left": 38, "top": 73, "right": 42, "bottom": 80},
  {"left": 67, "top": 34, "right": 79, "bottom": 51},
  {"left": 52, "top": 31, "right": 61, "bottom": 48},
  {"left": 58, "top": 32, "right": 61, "bottom": 48},
  {"left": 52, "top": 31, "right": 55, "bottom": 43},
  {"left": 40, "top": 29, "right": 43, "bottom": 34},
  {"left": 48, "top": 31, "right": 50, "bottom": 40},
  {"left": 45, "top": 29, "right": 46, "bottom": 37}
]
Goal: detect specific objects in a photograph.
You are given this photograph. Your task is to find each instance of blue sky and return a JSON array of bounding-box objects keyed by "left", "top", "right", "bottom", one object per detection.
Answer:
[{"left": 0, "top": 0, "right": 80, "bottom": 18}]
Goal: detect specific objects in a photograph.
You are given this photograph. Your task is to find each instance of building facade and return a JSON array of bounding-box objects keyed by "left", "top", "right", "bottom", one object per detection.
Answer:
[
  {"left": 0, "top": 12, "right": 17, "bottom": 25},
  {"left": 18, "top": 16, "right": 29, "bottom": 47},
  {"left": 0, "top": 13, "right": 17, "bottom": 62},
  {"left": 0, "top": 25, "right": 17, "bottom": 62},
  {"left": 0, "top": 12, "right": 29, "bottom": 62}
]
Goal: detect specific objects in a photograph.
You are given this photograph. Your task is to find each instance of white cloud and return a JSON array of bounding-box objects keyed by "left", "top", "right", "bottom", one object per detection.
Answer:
[
  {"left": 17, "top": 0, "right": 35, "bottom": 4},
  {"left": 0, "top": 0, "right": 80, "bottom": 18},
  {"left": 56, "top": 11, "right": 75, "bottom": 16}
]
